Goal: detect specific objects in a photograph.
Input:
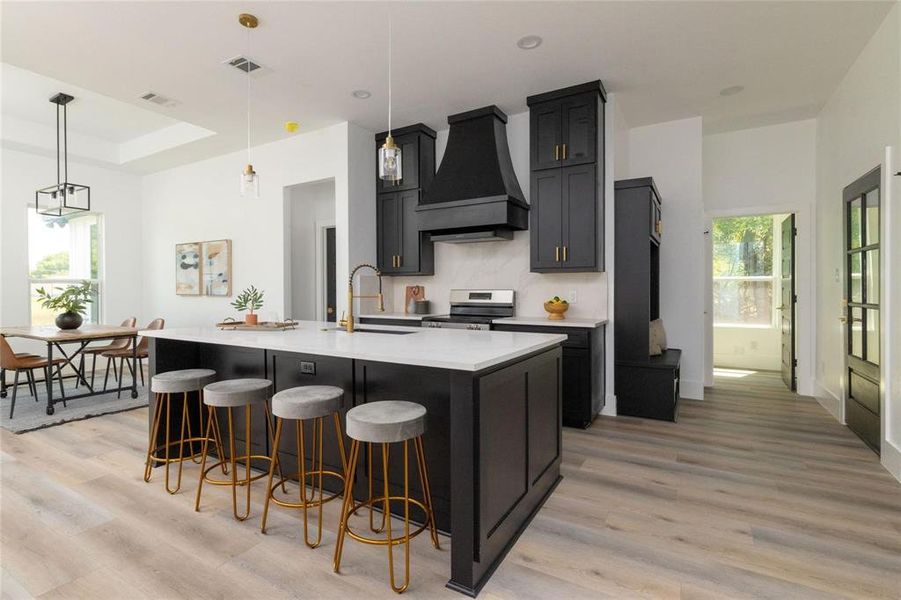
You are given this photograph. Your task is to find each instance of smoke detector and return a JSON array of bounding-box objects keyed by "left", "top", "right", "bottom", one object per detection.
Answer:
[
  {"left": 224, "top": 55, "right": 263, "bottom": 74},
  {"left": 140, "top": 92, "right": 179, "bottom": 108}
]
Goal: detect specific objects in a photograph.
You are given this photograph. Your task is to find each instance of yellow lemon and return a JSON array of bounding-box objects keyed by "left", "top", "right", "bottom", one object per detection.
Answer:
[{"left": 284, "top": 121, "right": 300, "bottom": 133}]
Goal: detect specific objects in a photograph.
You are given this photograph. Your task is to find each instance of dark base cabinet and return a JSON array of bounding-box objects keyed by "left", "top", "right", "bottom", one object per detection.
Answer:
[
  {"left": 492, "top": 323, "right": 604, "bottom": 428},
  {"left": 615, "top": 349, "right": 681, "bottom": 422}
]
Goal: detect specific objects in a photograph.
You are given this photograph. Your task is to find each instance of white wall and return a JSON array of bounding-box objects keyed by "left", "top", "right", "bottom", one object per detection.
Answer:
[
  {"left": 141, "top": 122, "right": 374, "bottom": 327},
  {"left": 814, "top": 4, "right": 900, "bottom": 479},
  {"left": 703, "top": 120, "right": 817, "bottom": 393},
  {"left": 0, "top": 148, "right": 144, "bottom": 352},
  {"left": 285, "top": 179, "right": 335, "bottom": 321},
  {"left": 386, "top": 111, "right": 609, "bottom": 320},
  {"left": 627, "top": 117, "right": 705, "bottom": 400},
  {"left": 713, "top": 327, "right": 782, "bottom": 371}
]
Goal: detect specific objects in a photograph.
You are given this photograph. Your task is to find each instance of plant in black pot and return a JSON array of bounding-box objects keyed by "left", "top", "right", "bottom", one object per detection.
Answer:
[
  {"left": 231, "top": 285, "right": 264, "bottom": 325},
  {"left": 35, "top": 281, "right": 94, "bottom": 330}
]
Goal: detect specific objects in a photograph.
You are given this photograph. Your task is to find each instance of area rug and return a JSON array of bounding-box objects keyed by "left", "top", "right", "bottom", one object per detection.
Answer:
[{"left": 0, "top": 374, "right": 147, "bottom": 434}]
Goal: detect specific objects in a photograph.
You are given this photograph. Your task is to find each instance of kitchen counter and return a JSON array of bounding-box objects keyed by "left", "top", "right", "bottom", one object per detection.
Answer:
[
  {"left": 145, "top": 321, "right": 564, "bottom": 596},
  {"left": 141, "top": 321, "right": 565, "bottom": 371},
  {"left": 492, "top": 316, "right": 607, "bottom": 328}
]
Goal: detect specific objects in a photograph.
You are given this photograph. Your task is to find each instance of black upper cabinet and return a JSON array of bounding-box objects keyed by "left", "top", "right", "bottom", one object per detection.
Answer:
[
  {"left": 375, "top": 124, "right": 435, "bottom": 276},
  {"left": 375, "top": 124, "right": 436, "bottom": 194},
  {"left": 527, "top": 81, "right": 606, "bottom": 273}
]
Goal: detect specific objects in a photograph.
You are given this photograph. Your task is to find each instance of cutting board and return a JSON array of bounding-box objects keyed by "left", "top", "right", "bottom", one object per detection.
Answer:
[{"left": 404, "top": 285, "right": 425, "bottom": 314}]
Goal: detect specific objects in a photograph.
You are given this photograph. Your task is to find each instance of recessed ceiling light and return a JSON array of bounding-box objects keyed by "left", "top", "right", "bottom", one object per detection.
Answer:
[
  {"left": 516, "top": 35, "right": 542, "bottom": 50},
  {"left": 352, "top": 89, "right": 372, "bottom": 99},
  {"left": 719, "top": 85, "right": 745, "bottom": 97}
]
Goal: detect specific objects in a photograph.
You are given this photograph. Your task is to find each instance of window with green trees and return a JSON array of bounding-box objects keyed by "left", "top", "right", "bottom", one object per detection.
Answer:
[
  {"left": 28, "top": 211, "right": 102, "bottom": 325},
  {"left": 712, "top": 215, "right": 784, "bottom": 327}
]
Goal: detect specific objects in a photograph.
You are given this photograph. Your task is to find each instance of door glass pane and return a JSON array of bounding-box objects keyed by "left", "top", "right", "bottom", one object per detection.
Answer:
[
  {"left": 850, "top": 307, "right": 863, "bottom": 358},
  {"left": 865, "top": 189, "right": 879, "bottom": 245},
  {"left": 849, "top": 197, "right": 862, "bottom": 248},
  {"left": 866, "top": 309, "right": 879, "bottom": 365},
  {"left": 865, "top": 249, "right": 879, "bottom": 304},
  {"left": 849, "top": 253, "right": 862, "bottom": 303}
]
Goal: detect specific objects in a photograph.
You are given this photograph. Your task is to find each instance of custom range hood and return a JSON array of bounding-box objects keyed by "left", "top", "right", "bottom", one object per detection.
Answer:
[{"left": 416, "top": 106, "right": 527, "bottom": 242}]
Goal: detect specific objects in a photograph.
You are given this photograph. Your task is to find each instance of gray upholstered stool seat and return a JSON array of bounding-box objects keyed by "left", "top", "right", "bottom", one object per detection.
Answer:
[
  {"left": 345, "top": 401, "right": 426, "bottom": 443},
  {"left": 203, "top": 378, "right": 272, "bottom": 407},
  {"left": 151, "top": 369, "right": 217, "bottom": 394},
  {"left": 272, "top": 385, "right": 343, "bottom": 420}
]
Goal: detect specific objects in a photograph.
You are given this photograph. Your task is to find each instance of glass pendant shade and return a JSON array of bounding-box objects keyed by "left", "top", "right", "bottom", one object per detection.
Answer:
[
  {"left": 240, "top": 164, "right": 259, "bottom": 198},
  {"left": 378, "top": 136, "right": 402, "bottom": 181}
]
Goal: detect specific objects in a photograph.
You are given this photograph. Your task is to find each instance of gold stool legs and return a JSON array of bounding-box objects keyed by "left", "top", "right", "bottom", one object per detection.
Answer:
[
  {"left": 261, "top": 412, "right": 348, "bottom": 549},
  {"left": 333, "top": 435, "right": 439, "bottom": 594},
  {"left": 144, "top": 391, "right": 224, "bottom": 494},
  {"left": 195, "top": 402, "right": 283, "bottom": 521}
]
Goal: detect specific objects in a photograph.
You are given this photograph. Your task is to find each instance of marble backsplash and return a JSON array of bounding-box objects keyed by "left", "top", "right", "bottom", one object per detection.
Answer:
[{"left": 385, "top": 231, "right": 607, "bottom": 319}]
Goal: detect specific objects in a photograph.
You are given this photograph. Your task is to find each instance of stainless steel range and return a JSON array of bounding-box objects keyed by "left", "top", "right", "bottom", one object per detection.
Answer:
[{"left": 422, "top": 289, "right": 514, "bottom": 330}]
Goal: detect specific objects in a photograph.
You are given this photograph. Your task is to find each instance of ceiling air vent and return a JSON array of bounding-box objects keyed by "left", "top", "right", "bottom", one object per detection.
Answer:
[
  {"left": 225, "top": 55, "right": 263, "bottom": 73},
  {"left": 140, "top": 92, "right": 179, "bottom": 108}
]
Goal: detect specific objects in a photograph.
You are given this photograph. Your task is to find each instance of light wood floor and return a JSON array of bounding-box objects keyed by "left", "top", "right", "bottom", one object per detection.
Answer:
[{"left": 2, "top": 371, "right": 898, "bottom": 599}]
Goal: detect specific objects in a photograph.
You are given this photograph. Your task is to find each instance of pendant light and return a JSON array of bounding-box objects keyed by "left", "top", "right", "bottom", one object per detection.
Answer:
[
  {"left": 378, "top": 17, "right": 402, "bottom": 182},
  {"left": 239, "top": 13, "right": 260, "bottom": 198},
  {"left": 35, "top": 93, "right": 90, "bottom": 216}
]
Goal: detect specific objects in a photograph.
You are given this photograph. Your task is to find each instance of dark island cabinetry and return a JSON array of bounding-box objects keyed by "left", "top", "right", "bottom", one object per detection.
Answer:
[
  {"left": 375, "top": 124, "right": 436, "bottom": 275},
  {"left": 527, "top": 81, "right": 606, "bottom": 273},
  {"left": 614, "top": 177, "right": 681, "bottom": 421}
]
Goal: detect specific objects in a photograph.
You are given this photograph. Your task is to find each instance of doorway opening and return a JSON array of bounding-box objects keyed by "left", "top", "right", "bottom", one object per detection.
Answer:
[
  {"left": 711, "top": 213, "right": 796, "bottom": 391},
  {"left": 284, "top": 179, "right": 336, "bottom": 322}
]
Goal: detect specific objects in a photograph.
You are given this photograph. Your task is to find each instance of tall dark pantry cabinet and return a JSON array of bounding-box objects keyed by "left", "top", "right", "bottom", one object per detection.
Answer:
[{"left": 614, "top": 178, "right": 682, "bottom": 421}]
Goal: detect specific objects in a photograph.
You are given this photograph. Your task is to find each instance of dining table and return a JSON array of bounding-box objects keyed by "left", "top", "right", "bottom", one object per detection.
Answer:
[{"left": 0, "top": 324, "right": 139, "bottom": 415}]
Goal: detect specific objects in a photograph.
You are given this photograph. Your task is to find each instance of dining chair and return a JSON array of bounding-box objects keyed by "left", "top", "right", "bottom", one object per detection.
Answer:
[
  {"left": 77, "top": 317, "right": 137, "bottom": 389},
  {"left": 103, "top": 318, "right": 164, "bottom": 398},
  {"left": 1, "top": 336, "right": 66, "bottom": 418}
]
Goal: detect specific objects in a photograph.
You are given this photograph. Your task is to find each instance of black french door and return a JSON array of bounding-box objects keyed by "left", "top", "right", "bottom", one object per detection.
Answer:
[{"left": 843, "top": 167, "right": 881, "bottom": 454}]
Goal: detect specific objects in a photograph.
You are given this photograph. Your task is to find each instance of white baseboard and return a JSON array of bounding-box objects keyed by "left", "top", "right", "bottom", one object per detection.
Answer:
[
  {"left": 882, "top": 441, "right": 901, "bottom": 483},
  {"left": 813, "top": 379, "right": 843, "bottom": 423},
  {"left": 601, "top": 393, "right": 617, "bottom": 416},
  {"left": 681, "top": 379, "right": 704, "bottom": 400}
]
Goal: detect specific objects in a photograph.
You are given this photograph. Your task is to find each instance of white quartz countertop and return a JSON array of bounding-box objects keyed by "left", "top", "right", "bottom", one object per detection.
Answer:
[
  {"left": 140, "top": 321, "right": 566, "bottom": 372},
  {"left": 492, "top": 316, "right": 607, "bottom": 328},
  {"left": 358, "top": 312, "right": 436, "bottom": 321}
]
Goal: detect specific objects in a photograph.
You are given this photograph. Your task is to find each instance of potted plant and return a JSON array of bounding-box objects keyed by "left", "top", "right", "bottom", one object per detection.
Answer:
[
  {"left": 35, "top": 281, "right": 94, "bottom": 330},
  {"left": 231, "top": 285, "right": 264, "bottom": 325}
]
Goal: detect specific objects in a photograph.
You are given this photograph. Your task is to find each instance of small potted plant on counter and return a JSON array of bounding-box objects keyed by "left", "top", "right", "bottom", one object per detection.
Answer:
[
  {"left": 36, "top": 281, "right": 94, "bottom": 330},
  {"left": 544, "top": 296, "right": 569, "bottom": 321},
  {"left": 232, "top": 285, "right": 264, "bottom": 325}
]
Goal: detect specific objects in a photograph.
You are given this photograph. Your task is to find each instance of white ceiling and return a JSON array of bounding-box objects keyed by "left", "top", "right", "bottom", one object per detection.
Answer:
[{"left": 1, "top": 1, "right": 894, "bottom": 173}]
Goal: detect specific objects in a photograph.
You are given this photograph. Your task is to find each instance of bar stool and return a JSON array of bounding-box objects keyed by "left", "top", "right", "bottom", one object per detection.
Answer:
[
  {"left": 194, "top": 378, "right": 280, "bottom": 521},
  {"left": 333, "top": 401, "right": 440, "bottom": 594},
  {"left": 144, "top": 369, "right": 220, "bottom": 494},
  {"left": 260, "top": 385, "right": 348, "bottom": 548}
]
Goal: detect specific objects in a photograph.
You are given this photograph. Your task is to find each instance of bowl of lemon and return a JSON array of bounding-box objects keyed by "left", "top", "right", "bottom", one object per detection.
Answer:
[{"left": 543, "top": 296, "right": 569, "bottom": 320}]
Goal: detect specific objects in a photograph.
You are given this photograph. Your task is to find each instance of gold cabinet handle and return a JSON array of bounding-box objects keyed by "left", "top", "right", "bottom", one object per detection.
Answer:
[
  {"left": 563, "top": 246, "right": 568, "bottom": 261},
  {"left": 554, "top": 145, "right": 559, "bottom": 161},
  {"left": 562, "top": 144, "right": 567, "bottom": 160},
  {"left": 398, "top": 255, "right": 403, "bottom": 268},
  {"left": 555, "top": 246, "right": 560, "bottom": 262}
]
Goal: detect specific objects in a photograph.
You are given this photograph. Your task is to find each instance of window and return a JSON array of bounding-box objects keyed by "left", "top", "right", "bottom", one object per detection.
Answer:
[
  {"left": 712, "top": 215, "right": 781, "bottom": 327},
  {"left": 28, "top": 211, "right": 102, "bottom": 325}
]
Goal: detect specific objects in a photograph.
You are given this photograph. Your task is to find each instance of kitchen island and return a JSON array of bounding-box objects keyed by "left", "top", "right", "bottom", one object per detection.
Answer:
[{"left": 143, "top": 322, "right": 565, "bottom": 596}]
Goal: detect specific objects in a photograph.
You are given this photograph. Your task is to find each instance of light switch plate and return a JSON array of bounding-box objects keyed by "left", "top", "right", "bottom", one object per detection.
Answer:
[{"left": 300, "top": 361, "right": 316, "bottom": 375}]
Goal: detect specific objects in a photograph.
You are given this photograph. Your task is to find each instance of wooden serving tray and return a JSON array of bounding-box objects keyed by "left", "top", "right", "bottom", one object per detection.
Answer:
[{"left": 216, "top": 319, "right": 298, "bottom": 331}]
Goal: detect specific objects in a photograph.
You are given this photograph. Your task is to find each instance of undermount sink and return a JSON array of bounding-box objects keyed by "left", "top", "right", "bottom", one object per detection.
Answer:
[{"left": 330, "top": 327, "right": 417, "bottom": 335}]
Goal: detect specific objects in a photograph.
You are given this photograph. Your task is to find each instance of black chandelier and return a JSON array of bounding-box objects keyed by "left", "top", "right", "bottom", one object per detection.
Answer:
[{"left": 35, "top": 92, "right": 90, "bottom": 216}]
